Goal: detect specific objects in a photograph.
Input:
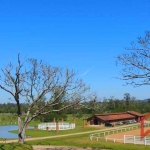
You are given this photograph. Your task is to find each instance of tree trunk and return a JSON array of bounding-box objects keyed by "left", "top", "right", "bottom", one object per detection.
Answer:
[{"left": 18, "top": 116, "right": 26, "bottom": 144}]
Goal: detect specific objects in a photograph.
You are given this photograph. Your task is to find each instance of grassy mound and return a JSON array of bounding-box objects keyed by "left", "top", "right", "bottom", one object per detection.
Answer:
[{"left": 0, "top": 143, "right": 33, "bottom": 150}]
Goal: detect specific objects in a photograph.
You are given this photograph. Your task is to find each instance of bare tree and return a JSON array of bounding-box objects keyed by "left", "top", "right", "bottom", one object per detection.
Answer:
[
  {"left": 0, "top": 54, "right": 91, "bottom": 144},
  {"left": 116, "top": 31, "right": 150, "bottom": 87}
]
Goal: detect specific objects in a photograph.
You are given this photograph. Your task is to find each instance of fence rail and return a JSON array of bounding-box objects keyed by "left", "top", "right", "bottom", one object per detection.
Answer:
[
  {"left": 124, "top": 135, "right": 150, "bottom": 145},
  {"left": 89, "top": 123, "right": 150, "bottom": 145},
  {"left": 90, "top": 125, "right": 139, "bottom": 141},
  {"left": 38, "top": 122, "right": 75, "bottom": 130}
]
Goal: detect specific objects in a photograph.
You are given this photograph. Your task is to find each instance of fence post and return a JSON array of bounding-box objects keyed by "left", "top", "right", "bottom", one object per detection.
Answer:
[
  {"left": 34, "top": 126, "right": 37, "bottom": 130},
  {"left": 133, "top": 136, "right": 135, "bottom": 144},
  {"left": 56, "top": 120, "right": 59, "bottom": 132},
  {"left": 26, "top": 124, "right": 28, "bottom": 130},
  {"left": 114, "top": 139, "right": 115, "bottom": 143},
  {"left": 46, "top": 127, "right": 49, "bottom": 131},
  {"left": 144, "top": 137, "right": 146, "bottom": 146},
  {"left": 124, "top": 135, "right": 125, "bottom": 144},
  {"left": 74, "top": 118, "right": 76, "bottom": 125},
  {"left": 90, "top": 135, "right": 93, "bottom": 140},
  {"left": 83, "top": 119, "right": 86, "bottom": 128}
]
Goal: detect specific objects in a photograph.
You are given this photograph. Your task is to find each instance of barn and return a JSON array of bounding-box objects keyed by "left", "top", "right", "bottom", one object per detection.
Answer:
[{"left": 87, "top": 111, "right": 144, "bottom": 125}]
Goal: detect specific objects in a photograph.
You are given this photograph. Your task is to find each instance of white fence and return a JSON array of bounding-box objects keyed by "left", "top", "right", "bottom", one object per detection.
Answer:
[
  {"left": 90, "top": 125, "right": 139, "bottom": 141},
  {"left": 38, "top": 122, "right": 75, "bottom": 130},
  {"left": 89, "top": 123, "right": 150, "bottom": 145},
  {"left": 124, "top": 135, "right": 150, "bottom": 145}
]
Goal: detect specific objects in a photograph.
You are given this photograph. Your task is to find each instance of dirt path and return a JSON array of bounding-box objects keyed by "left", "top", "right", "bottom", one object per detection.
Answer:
[{"left": 32, "top": 145, "right": 107, "bottom": 150}]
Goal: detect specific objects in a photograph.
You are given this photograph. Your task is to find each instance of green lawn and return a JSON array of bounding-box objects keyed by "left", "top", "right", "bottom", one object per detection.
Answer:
[
  {"left": 9, "top": 121, "right": 141, "bottom": 138},
  {"left": 27, "top": 133, "right": 149, "bottom": 150},
  {"left": 10, "top": 125, "right": 104, "bottom": 138}
]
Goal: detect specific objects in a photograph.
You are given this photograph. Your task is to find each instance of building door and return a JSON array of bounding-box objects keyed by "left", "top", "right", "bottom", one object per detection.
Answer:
[{"left": 93, "top": 118, "right": 99, "bottom": 125}]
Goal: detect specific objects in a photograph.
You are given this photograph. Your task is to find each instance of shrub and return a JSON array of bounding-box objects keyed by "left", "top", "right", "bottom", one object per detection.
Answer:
[{"left": 0, "top": 143, "right": 33, "bottom": 150}]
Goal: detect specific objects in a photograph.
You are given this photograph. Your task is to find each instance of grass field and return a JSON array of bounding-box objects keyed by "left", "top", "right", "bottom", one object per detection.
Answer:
[
  {"left": 1, "top": 113, "right": 150, "bottom": 150},
  {"left": 10, "top": 125, "right": 104, "bottom": 138},
  {"left": 27, "top": 133, "right": 150, "bottom": 150}
]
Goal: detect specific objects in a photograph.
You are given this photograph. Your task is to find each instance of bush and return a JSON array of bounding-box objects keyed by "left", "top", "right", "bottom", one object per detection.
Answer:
[{"left": 0, "top": 143, "right": 33, "bottom": 150}]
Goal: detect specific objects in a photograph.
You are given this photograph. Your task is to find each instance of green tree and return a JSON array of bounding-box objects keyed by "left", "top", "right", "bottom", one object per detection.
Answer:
[
  {"left": 124, "top": 93, "right": 130, "bottom": 111},
  {"left": 108, "top": 96, "right": 115, "bottom": 111}
]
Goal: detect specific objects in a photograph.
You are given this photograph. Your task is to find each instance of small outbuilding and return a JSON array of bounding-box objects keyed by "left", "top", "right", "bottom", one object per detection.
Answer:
[{"left": 87, "top": 111, "right": 144, "bottom": 125}]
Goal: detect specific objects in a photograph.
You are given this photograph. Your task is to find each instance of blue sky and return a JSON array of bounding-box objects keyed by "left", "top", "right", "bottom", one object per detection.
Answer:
[{"left": 0, "top": 0, "right": 150, "bottom": 103}]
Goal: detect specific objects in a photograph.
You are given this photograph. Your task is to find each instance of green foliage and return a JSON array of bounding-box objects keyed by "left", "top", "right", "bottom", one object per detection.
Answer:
[
  {"left": 0, "top": 103, "right": 28, "bottom": 114},
  {"left": 0, "top": 96, "right": 150, "bottom": 118},
  {"left": 0, "top": 143, "right": 33, "bottom": 150},
  {"left": 0, "top": 114, "right": 18, "bottom": 125},
  {"left": 37, "top": 112, "right": 67, "bottom": 122},
  {"left": 124, "top": 93, "right": 130, "bottom": 111},
  {"left": 71, "top": 113, "right": 83, "bottom": 119}
]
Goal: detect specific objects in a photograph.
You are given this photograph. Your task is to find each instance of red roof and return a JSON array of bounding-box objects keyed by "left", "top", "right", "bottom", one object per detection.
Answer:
[
  {"left": 95, "top": 113, "right": 135, "bottom": 121},
  {"left": 127, "top": 111, "right": 144, "bottom": 117},
  {"left": 87, "top": 111, "right": 144, "bottom": 121}
]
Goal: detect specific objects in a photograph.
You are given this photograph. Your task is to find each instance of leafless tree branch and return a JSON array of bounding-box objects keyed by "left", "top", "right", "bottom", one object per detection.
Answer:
[{"left": 116, "top": 31, "right": 150, "bottom": 87}]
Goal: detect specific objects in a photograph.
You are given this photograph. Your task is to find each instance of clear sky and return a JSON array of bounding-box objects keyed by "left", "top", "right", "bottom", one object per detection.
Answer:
[{"left": 0, "top": 0, "right": 150, "bottom": 103}]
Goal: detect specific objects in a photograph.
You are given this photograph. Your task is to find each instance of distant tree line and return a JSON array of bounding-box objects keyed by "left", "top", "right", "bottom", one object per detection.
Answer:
[
  {"left": 0, "top": 103, "right": 27, "bottom": 114},
  {"left": 76, "top": 94, "right": 150, "bottom": 115},
  {"left": 0, "top": 93, "right": 149, "bottom": 119}
]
